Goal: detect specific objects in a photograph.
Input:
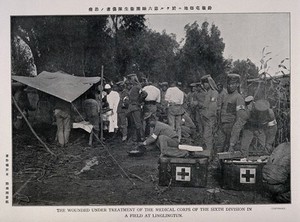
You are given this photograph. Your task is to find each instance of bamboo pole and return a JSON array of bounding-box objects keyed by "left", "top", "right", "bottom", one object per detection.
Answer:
[
  {"left": 12, "top": 96, "right": 56, "bottom": 156},
  {"left": 100, "top": 65, "right": 104, "bottom": 142}
]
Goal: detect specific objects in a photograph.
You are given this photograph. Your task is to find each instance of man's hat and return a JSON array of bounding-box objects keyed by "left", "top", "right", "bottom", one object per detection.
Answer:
[
  {"left": 201, "top": 75, "right": 211, "bottom": 83},
  {"left": 245, "top": 96, "right": 254, "bottom": 103},
  {"left": 227, "top": 74, "right": 241, "bottom": 83},
  {"left": 116, "top": 81, "right": 125, "bottom": 86},
  {"left": 161, "top": 82, "right": 168, "bottom": 86},
  {"left": 189, "top": 83, "right": 197, "bottom": 87},
  {"left": 104, "top": 84, "right": 111, "bottom": 89},
  {"left": 254, "top": 99, "right": 270, "bottom": 112},
  {"left": 127, "top": 73, "right": 137, "bottom": 78},
  {"left": 144, "top": 112, "right": 153, "bottom": 120},
  {"left": 252, "top": 99, "right": 271, "bottom": 122}
]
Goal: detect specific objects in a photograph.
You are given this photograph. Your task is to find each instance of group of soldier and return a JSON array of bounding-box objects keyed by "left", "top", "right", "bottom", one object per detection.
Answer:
[{"left": 81, "top": 72, "right": 278, "bottom": 161}]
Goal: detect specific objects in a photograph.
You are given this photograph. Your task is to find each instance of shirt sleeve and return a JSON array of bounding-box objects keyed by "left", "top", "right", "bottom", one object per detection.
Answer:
[
  {"left": 164, "top": 89, "right": 171, "bottom": 102},
  {"left": 157, "top": 89, "right": 161, "bottom": 103},
  {"left": 144, "top": 125, "right": 160, "bottom": 145}
]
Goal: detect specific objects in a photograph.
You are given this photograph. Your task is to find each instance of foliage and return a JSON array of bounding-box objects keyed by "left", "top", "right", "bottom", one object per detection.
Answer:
[
  {"left": 247, "top": 47, "right": 290, "bottom": 145},
  {"left": 231, "top": 59, "right": 259, "bottom": 94},
  {"left": 175, "top": 21, "right": 226, "bottom": 82}
]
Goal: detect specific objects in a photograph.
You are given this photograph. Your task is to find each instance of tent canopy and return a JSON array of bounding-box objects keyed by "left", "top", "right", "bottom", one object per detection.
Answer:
[{"left": 12, "top": 71, "right": 100, "bottom": 102}]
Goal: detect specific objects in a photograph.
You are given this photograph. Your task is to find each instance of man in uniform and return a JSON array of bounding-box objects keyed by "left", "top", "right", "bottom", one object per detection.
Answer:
[
  {"left": 165, "top": 81, "right": 185, "bottom": 142},
  {"left": 233, "top": 98, "right": 277, "bottom": 157},
  {"left": 116, "top": 81, "right": 129, "bottom": 142},
  {"left": 219, "top": 74, "right": 246, "bottom": 152},
  {"left": 141, "top": 115, "right": 189, "bottom": 157},
  {"left": 142, "top": 81, "right": 161, "bottom": 137},
  {"left": 83, "top": 92, "right": 100, "bottom": 146},
  {"left": 158, "top": 82, "right": 169, "bottom": 122},
  {"left": 200, "top": 75, "right": 219, "bottom": 159},
  {"left": 186, "top": 83, "right": 197, "bottom": 121},
  {"left": 193, "top": 82, "right": 205, "bottom": 136},
  {"left": 53, "top": 98, "right": 71, "bottom": 147},
  {"left": 127, "top": 74, "right": 145, "bottom": 142}
]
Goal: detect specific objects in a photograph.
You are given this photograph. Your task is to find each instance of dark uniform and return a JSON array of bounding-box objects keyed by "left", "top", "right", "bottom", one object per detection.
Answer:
[
  {"left": 234, "top": 99, "right": 277, "bottom": 157},
  {"left": 186, "top": 83, "right": 197, "bottom": 121},
  {"left": 193, "top": 83, "right": 205, "bottom": 135},
  {"left": 127, "top": 74, "right": 144, "bottom": 142},
  {"left": 143, "top": 120, "right": 188, "bottom": 157},
  {"left": 116, "top": 81, "right": 129, "bottom": 141},
  {"left": 158, "top": 82, "right": 168, "bottom": 122}
]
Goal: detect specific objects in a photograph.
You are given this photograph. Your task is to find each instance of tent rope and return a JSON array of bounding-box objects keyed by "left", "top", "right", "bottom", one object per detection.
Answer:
[{"left": 71, "top": 103, "right": 136, "bottom": 186}]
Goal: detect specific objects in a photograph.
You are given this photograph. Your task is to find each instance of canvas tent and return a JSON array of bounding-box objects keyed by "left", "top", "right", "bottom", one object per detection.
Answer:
[{"left": 12, "top": 71, "right": 100, "bottom": 102}]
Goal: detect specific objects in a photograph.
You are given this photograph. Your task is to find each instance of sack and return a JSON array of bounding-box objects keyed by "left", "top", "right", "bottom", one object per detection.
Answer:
[{"left": 262, "top": 143, "right": 290, "bottom": 193}]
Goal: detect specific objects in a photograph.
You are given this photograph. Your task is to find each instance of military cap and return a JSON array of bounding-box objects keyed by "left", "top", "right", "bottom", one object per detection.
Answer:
[
  {"left": 144, "top": 112, "right": 153, "bottom": 120},
  {"left": 127, "top": 73, "right": 137, "bottom": 79},
  {"left": 227, "top": 74, "right": 241, "bottom": 83},
  {"left": 116, "top": 81, "right": 125, "bottom": 86},
  {"left": 161, "top": 82, "right": 168, "bottom": 86},
  {"left": 200, "top": 75, "right": 211, "bottom": 83},
  {"left": 189, "top": 83, "right": 197, "bottom": 87},
  {"left": 254, "top": 99, "right": 270, "bottom": 112},
  {"left": 245, "top": 96, "right": 254, "bottom": 103},
  {"left": 177, "top": 82, "right": 182, "bottom": 86},
  {"left": 104, "top": 84, "right": 111, "bottom": 89}
]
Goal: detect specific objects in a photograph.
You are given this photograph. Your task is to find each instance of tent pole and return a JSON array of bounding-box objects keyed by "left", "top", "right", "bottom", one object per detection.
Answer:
[{"left": 100, "top": 65, "right": 104, "bottom": 142}]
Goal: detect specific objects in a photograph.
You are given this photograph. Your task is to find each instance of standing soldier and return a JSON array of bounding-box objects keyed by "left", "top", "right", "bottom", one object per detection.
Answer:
[
  {"left": 83, "top": 92, "right": 100, "bottom": 146},
  {"left": 116, "top": 81, "right": 129, "bottom": 142},
  {"left": 53, "top": 98, "right": 71, "bottom": 147},
  {"left": 142, "top": 81, "right": 161, "bottom": 137},
  {"left": 158, "top": 82, "right": 169, "bottom": 122},
  {"left": 200, "top": 75, "right": 219, "bottom": 160},
  {"left": 127, "top": 74, "right": 145, "bottom": 142},
  {"left": 186, "top": 83, "right": 197, "bottom": 121},
  {"left": 165, "top": 81, "right": 185, "bottom": 142},
  {"left": 193, "top": 82, "right": 205, "bottom": 137},
  {"left": 219, "top": 74, "right": 246, "bottom": 152}
]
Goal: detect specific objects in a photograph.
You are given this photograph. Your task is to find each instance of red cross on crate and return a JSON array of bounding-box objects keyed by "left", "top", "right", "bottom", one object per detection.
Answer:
[
  {"left": 176, "top": 167, "right": 191, "bottom": 181},
  {"left": 240, "top": 168, "right": 256, "bottom": 184}
]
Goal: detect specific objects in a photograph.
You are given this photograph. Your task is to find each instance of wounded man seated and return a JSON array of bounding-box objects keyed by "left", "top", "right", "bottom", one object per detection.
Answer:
[{"left": 141, "top": 115, "right": 189, "bottom": 157}]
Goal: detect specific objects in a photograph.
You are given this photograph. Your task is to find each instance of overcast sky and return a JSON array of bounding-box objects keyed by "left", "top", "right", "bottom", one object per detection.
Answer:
[{"left": 145, "top": 13, "right": 290, "bottom": 76}]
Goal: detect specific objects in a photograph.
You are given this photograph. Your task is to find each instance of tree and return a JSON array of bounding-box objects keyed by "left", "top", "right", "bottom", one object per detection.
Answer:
[
  {"left": 106, "top": 15, "right": 146, "bottom": 78},
  {"left": 11, "top": 16, "right": 110, "bottom": 77},
  {"left": 175, "top": 21, "right": 226, "bottom": 83},
  {"left": 231, "top": 59, "right": 259, "bottom": 94},
  {"left": 131, "top": 30, "right": 179, "bottom": 81}
]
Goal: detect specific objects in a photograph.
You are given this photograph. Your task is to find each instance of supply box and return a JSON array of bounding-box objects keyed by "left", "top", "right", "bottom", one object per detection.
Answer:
[
  {"left": 158, "top": 156, "right": 208, "bottom": 187},
  {"left": 221, "top": 159, "right": 267, "bottom": 191}
]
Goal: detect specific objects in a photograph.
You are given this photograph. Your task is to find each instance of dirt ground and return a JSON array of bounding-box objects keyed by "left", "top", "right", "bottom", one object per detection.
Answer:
[{"left": 12, "top": 125, "right": 276, "bottom": 206}]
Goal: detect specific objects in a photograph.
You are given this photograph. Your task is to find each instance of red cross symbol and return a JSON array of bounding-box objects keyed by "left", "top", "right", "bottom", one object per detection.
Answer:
[
  {"left": 240, "top": 168, "right": 256, "bottom": 183},
  {"left": 177, "top": 168, "right": 189, "bottom": 179},
  {"left": 176, "top": 167, "right": 191, "bottom": 181}
]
